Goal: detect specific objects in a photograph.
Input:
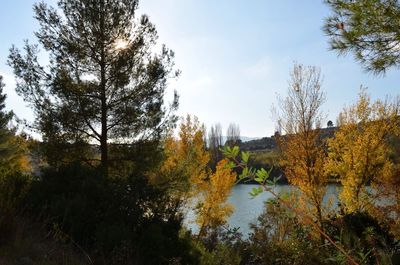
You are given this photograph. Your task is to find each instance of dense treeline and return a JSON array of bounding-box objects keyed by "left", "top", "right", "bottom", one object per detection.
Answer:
[{"left": 1, "top": 0, "right": 400, "bottom": 264}]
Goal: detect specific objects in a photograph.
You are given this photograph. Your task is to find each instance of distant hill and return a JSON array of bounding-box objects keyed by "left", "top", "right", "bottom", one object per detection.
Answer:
[
  {"left": 239, "top": 136, "right": 261, "bottom": 142},
  {"left": 239, "top": 127, "right": 337, "bottom": 151},
  {"left": 239, "top": 136, "right": 277, "bottom": 151},
  {"left": 237, "top": 127, "right": 337, "bottom": 184},
  {"left": 219, "top": 136, "right": 261, "bottom": 145}
]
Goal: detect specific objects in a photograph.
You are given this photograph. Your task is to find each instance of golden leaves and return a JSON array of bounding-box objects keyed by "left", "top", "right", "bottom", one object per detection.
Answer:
[
  {"left": 156, "top": 115, "right": 209, "bottom": 197},
  {"left": 157, "top": 115, "right": 236, "bottom": 236},
  {"left": 196, "top": 159, "right": 237, "bottom": 231},
  {"left": 278, "top": 130, "right": 328, "bottom": 224},
  {"left": 326, "top": 89, "right": 400, "bottom": 213}
]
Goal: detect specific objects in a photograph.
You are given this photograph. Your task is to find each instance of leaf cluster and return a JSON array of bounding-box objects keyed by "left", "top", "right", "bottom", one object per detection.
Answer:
[{"left": 324, "top": 0, "right": 400, "bottom": 74}]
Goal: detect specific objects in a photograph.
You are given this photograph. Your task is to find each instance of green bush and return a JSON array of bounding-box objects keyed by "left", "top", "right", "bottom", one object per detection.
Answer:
[{"left": 25, "top": 163, "right": 200, "bottom": 264}]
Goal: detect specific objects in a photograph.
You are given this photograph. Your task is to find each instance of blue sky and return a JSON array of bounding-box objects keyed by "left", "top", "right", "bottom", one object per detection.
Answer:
[{"left": 1, "top": 0, "right": 399, "bottom": 137}]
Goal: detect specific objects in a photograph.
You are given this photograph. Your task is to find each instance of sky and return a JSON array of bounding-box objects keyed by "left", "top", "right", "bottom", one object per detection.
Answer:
[{"left": 0, "top": 1, "right": 399, "bottom": 138}]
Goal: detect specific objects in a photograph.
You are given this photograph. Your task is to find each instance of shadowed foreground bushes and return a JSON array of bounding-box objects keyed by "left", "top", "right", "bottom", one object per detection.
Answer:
[
  {"left": 23, "top": 164, "right": 200, "bottom": 264},
  {"left": 1, "top": 164, "right": 400, "bottom": 264},
  {"left": 199, "top": 198, "right": 400, "bottom": 265}
]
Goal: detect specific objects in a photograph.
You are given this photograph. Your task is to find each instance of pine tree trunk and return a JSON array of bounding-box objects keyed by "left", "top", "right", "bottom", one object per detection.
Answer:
[
  {"left": 100, "top": 52, "right": 108, "bottom": 176},
  {"left": 99, "top": 0, "right": 108, "bottom": 176}
]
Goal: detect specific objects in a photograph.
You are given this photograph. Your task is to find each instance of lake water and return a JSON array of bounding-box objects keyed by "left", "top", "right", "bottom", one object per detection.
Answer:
[{"left": 184, "top": 184, "right": 341, "bottom": 237}]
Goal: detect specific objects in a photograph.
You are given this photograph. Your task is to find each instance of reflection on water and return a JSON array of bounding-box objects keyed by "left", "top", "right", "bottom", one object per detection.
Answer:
[{"left": 184, "top": 184, "right": 341, "bottom": 237}]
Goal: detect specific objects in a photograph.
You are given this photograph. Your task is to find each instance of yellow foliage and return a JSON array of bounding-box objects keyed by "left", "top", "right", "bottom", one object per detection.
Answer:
[
  {"left": 156, "top": 115, "right": 236, "bottom": 237},
  {"left": 326, "top": 89, "right": 400, "bottom": 214},
  {"left": 278, "top": 130, "right": 328, "bottom": 226},
  {"left": 155, "top": 115, "right": 209, "bottom": 198},
  {"left": 13, "top": 135, "right": 32, "bottom": 173},
  {"left": 276, "top": 63, "right": 329, "bottom": 228},
  {"left": 0, "top": 135, "right": 32, "bottom": 216},
  {"left": 0, "top": 134, "right": 32, "bottom": 173},
  {"left": 196, "top": 159, "right": 237, "bottom": 236}
]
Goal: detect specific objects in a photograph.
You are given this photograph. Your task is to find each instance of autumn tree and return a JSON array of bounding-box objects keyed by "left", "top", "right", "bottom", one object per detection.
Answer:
[
  {"left": 196, "top": 159, "right": 237, "bottom": 238},
  {"left": 155, "top": 115, "right": 209, "bottom": 203},
  {"left": 326, "top": 89, "right": 400, "bottom": 215},
  {"left": 275, "top": 63, "right": 328, "bottom": 229},
  {"left": 8, "top": 0, "right": 178, "bottom": 174},
  {"left": 324, "top": 0, "right": 400, "bottom": 74},
  {"left": 156, "top": 115, "right": 236, "bottom": 237}
]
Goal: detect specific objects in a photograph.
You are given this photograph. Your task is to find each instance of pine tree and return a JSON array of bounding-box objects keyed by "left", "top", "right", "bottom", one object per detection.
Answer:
[
  {"left": 0, "top": 76, "right": 19, "bottom": 168},
  {"left": 8, "top": 0, "right": 179, "bottom": 174},
  {"left": 324, "top": 0, "right": 400, "bottom": 74}
]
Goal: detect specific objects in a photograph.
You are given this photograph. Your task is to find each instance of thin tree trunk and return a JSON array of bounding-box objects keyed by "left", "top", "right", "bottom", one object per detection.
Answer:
[
  {"left": 316, "top": 204, "right": 324, "bottom": 244},
  {"left": 99, "top": 0, "right": 108, "bottom": 176},
  {"left": 100, "top": 62, "right": 108, "bottom": 175}
]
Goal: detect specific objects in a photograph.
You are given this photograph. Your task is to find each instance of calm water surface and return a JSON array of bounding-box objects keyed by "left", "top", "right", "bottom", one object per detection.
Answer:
[{"left": 185, "top": 184, "right": 340, "bottom": 237}]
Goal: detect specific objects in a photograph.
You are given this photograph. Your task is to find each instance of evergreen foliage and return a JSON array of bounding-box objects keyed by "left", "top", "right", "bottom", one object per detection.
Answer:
[
  {"left": 324, "top": 0, "right": 400, "bottom": 74},
  {"left": 26, "top": 163, "right": 199, "bottom": 264},
  {"left": 8, "top": 0, "right": 179, "bottom": 172},
  {"left": 0, "top": 76, "right": 22, "bottom": 170}
]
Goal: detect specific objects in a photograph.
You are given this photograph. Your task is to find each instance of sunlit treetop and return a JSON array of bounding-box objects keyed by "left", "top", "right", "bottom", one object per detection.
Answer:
[{"left": 8, "top": 0, "right": 179, "bottom": 173}]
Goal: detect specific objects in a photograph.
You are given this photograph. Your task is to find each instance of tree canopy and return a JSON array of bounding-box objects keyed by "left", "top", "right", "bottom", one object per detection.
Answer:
[
  {"left": 326, "top": 89, "right": 400, "bottom": 213},
  {"left": 0, "top": 76, "right": 30, "bottom": 172},
  {"left": 8, "top": 0, "right": 179, "bottom": 173},
  {"left": 324, "top": 0, "right": 400, "bottom": 74},
  {"left": 275, "top": 64, "right": 328, "bottom": 228},
  {"left": 0, "top": 76, "right": 15, "bottom": 167}
]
